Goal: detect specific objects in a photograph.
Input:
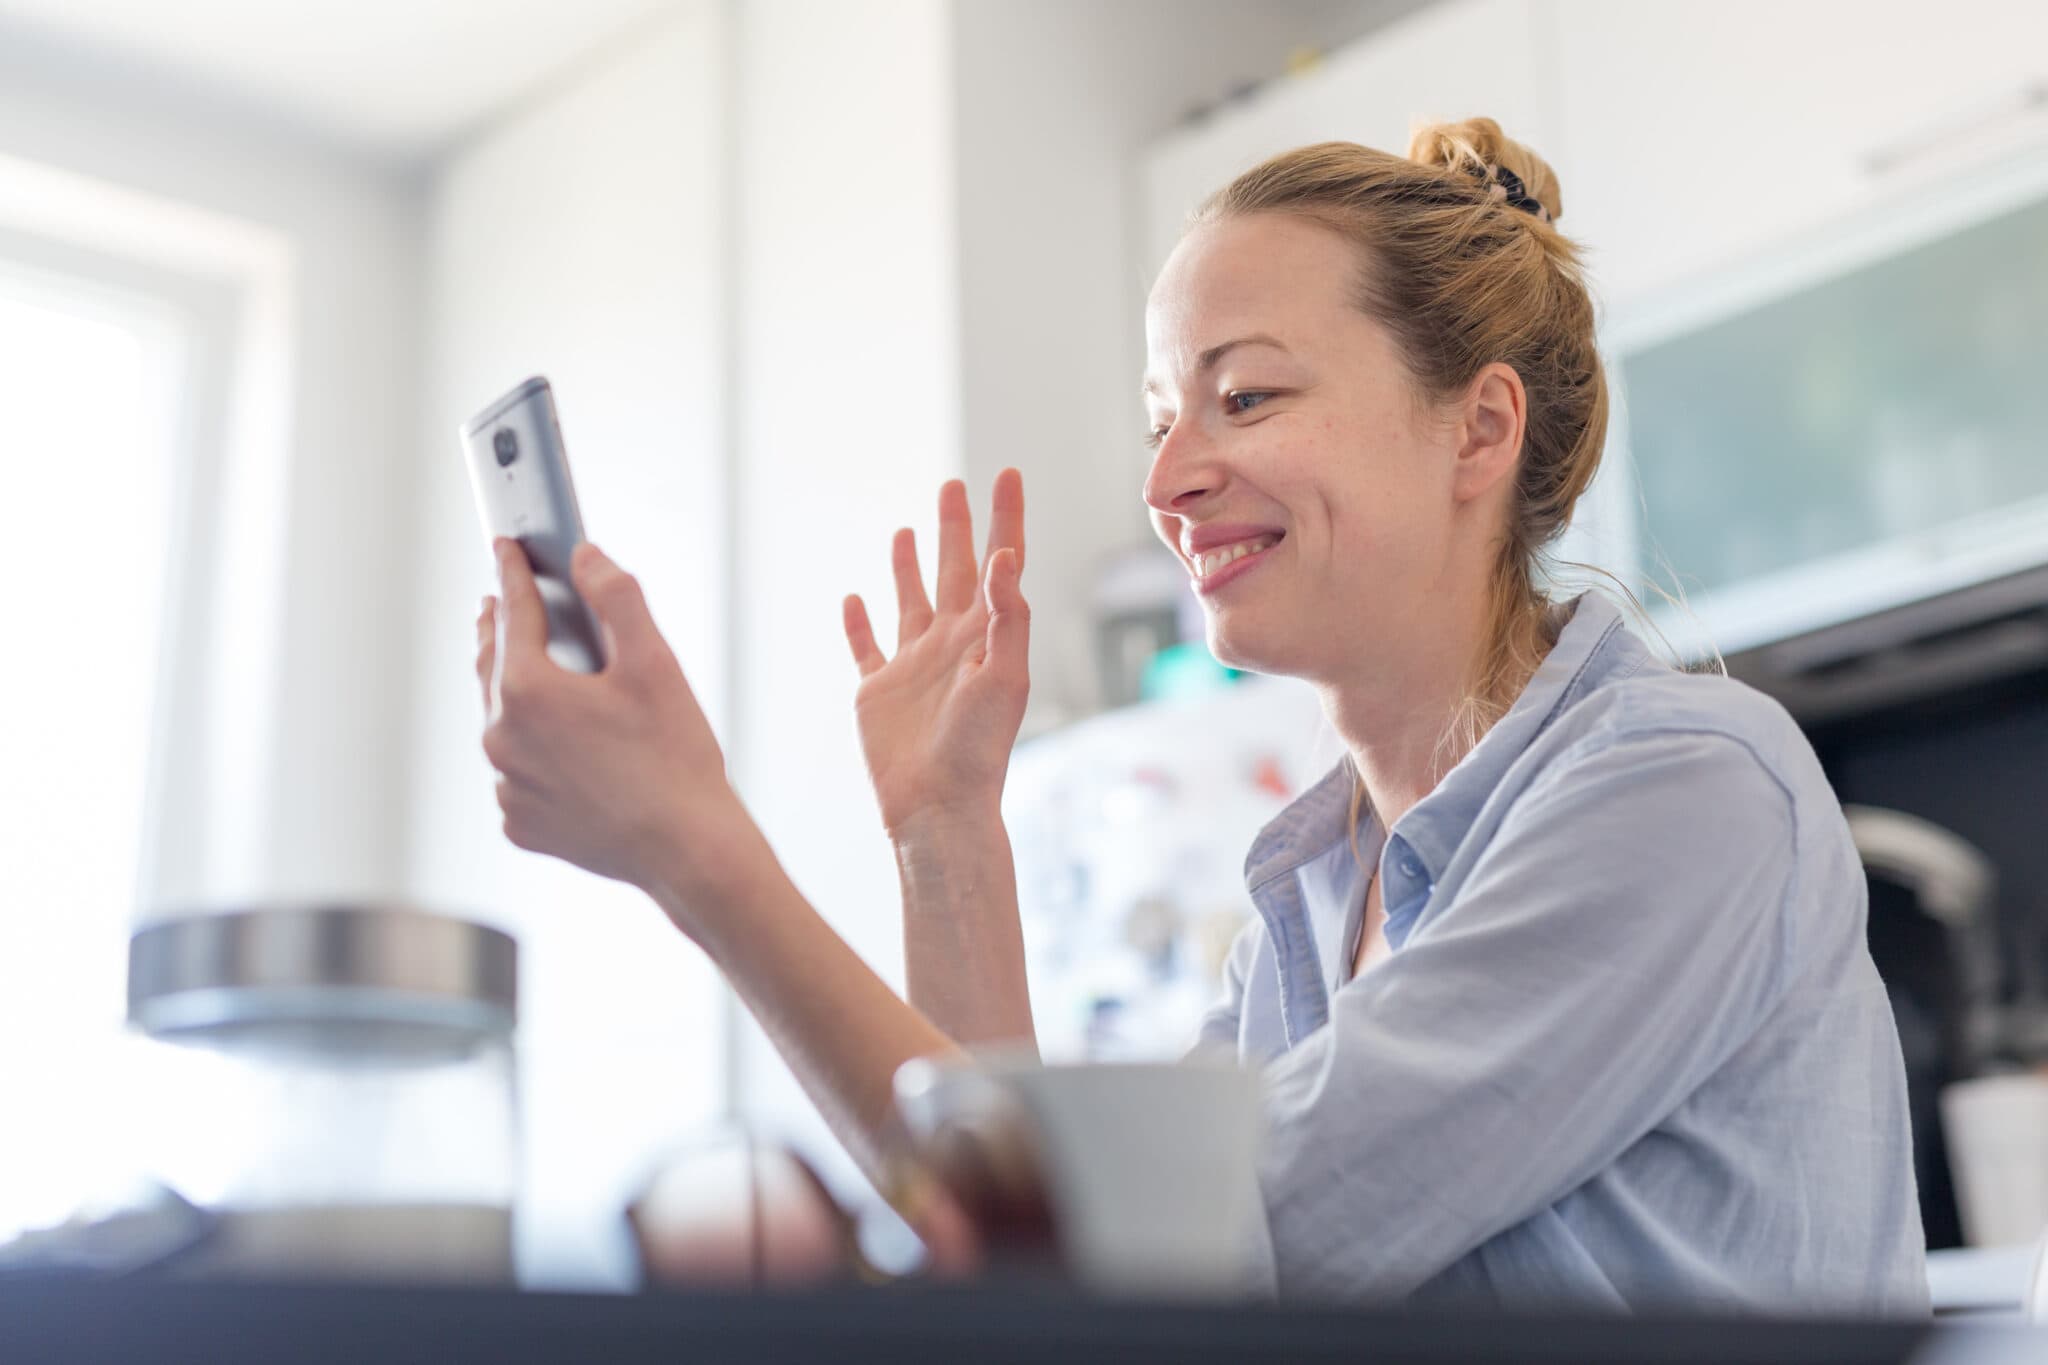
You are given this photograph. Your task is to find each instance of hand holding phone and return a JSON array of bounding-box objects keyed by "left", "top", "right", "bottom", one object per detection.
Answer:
[{"left": 460, "top": 376, "right": 606, "bottom": 673}]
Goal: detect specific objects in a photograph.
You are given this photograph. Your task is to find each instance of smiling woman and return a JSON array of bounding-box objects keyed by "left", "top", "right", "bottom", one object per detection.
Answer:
[
  {"left": 1128, "top": 125, "right": 1922, "bottom": 1310},
  {"left": 473, "top": 117, "right": 1929, "bottom": 1315},
  {"left": 1143, "top": 127, "right": 1605, "bottom": 767}
]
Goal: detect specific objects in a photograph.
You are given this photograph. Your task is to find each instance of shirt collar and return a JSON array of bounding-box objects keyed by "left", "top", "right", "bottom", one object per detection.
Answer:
[{"left": 1243, "top": 592, "right": 1650, "bottom": 897}]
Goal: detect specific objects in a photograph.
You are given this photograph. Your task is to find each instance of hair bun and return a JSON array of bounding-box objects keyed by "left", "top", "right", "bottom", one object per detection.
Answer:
[{"left": 1407, "top": 116, "right": 1563, "bottom": 224}]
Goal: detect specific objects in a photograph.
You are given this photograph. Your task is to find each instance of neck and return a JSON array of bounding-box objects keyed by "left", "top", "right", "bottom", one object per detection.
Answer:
[{"left": 1318, "top": 583, "right": 1550, "bottom": 834}]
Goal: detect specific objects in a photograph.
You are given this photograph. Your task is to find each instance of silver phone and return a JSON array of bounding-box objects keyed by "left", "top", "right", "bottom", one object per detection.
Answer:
[{"left": 460, "top": 375, "right": 607, "bottom": 673}]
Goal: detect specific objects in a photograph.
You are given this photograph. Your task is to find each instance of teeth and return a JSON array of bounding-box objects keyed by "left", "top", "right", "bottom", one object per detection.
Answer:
[{"left": 1194, "top": 533, "right": 1280, "bottom": 578}]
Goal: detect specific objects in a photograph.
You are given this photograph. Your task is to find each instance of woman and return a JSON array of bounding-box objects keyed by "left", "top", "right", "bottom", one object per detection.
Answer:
[{"left": 474, "top": 118, "right": 1928, "bottom": 1313}]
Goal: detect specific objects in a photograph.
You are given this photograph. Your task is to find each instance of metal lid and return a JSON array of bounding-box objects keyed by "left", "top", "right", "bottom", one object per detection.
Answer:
[{"left": 128, "top": 904, "right": 517, "bottom": 1046}]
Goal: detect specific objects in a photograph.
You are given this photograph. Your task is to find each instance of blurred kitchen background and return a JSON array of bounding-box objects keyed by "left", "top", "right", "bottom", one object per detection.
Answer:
[{"left": 5, "top": 0, "right": 2048, "bottom": 1295}]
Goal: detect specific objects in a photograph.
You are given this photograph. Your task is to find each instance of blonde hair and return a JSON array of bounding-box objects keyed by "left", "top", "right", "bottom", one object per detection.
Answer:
[{"left": 1193, "top": 118, "right": 1615, "bottom": 839}]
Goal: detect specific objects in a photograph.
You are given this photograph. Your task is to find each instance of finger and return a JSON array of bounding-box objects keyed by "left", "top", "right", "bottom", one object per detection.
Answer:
[
  {"left": 911, "top": 1181, "right": 982, "bottom": 1280},
  {"left": 891, "top": 528, "right": 934, "bottom": 647},
  {"left": 493, "top": 539, "right": 551, "bottom": 669},
  {"left": 982, "top": 547, "right": 1030, "bottom": 683},
  {"left": 933, "top": 479, "right": 976, "bottom": 614},
  {"left": 571, "top": 542, "right": 660, "bottom": 673},
  {"left": 476, "top": 597, "right": 498, "bottom": 716},
  {"left": 983, "top": 467, "right": 1025, "bottom": 578},
  {"left": 842, "top": 595, "right": 886, "bottom": 677}
]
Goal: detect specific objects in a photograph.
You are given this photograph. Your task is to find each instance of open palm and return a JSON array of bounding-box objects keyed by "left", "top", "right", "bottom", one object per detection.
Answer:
[{"left": 842, "top": 469, "right": 1029, "bottom": 837}]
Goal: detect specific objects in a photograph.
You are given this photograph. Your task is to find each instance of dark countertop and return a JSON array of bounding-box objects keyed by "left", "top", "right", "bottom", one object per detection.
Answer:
[{"left": 3, "top": 1275, "right": 2024, "bottom": 1364}]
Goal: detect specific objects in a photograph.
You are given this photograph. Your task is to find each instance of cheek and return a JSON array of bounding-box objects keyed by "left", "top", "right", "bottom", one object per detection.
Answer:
[{"left": 1311, "top": 431, "right": 1445, "bottom": 562}]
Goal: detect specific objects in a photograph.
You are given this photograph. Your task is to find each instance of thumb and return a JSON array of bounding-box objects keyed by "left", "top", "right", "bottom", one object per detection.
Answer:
[
  {"left": 493, "top": 538, "right": 551, "bottom": 662},
  {"left": 982, "top": 547, "right": 1029, "bottom": 681},
  {"left": 570, "top": 542, "right": 658, "bottom": 669}
]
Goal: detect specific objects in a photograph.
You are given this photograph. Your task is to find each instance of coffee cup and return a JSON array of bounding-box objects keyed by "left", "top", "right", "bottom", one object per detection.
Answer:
[
  {"left": 893, "top": 1051, "right": 1270, "bottom": 1297},
  {"left": 1942, "top": 1071, "right": 2048, "bottom": 1248}
]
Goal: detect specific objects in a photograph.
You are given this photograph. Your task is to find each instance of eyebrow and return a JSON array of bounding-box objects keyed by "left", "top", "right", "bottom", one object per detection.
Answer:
[{"left": 1141, "top": 333, "right": 1292, "bottom": 398}]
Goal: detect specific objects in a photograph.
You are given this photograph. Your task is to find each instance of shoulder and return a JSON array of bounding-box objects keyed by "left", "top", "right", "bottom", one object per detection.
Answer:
[
  {"left": 1449, "top": 671, "right": 1821, "bottom": 978},
  {"left": 1531, "top": 663, "right": 1824, "bottom": 815},
  {"left": 1481, "top": 664, "right": 1843, "bottom": 911}
]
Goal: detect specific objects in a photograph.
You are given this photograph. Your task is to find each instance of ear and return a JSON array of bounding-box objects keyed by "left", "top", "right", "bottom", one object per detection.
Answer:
[{"left": 1449, "top": 362, "right": 1526, "bottom": 507}]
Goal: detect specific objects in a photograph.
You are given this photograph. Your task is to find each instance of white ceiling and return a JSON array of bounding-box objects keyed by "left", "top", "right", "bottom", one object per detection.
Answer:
[{"left": 0, "top": 0, "right": 684, "bottom": 163}]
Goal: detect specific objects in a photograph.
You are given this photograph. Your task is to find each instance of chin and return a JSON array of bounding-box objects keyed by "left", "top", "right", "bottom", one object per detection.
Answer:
[{"left": 1204, "top": 615, "right": 1303, "bottom": 679}]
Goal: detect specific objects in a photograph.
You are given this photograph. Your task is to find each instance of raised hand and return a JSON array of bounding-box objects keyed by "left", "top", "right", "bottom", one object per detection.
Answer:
[
  {"left": 841, "top": 469, "right": 1029, "bottom": 838},
  {"left": 475, "top": 538, "right": 756, "bottom": 921}
]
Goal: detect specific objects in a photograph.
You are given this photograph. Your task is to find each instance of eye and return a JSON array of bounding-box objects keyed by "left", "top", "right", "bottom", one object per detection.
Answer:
[
  {"left": 1229, "top": 390, "right": 1275, "bottom": 414},
  {"left": 1144, "top": 422, "right": 1170, "bottom": 451}
]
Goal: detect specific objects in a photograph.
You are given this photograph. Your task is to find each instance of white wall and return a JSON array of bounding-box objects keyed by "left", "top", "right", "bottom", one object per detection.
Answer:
[
  {"left": 405, "top": 1, "right": 730, "bottom": 1288},
  {"left": 0, "top": 25, "right": 421, "bottom": 908},
  {"left": 720, "top": 0, "right": 963, "bottom": 1183},
  {"left": 403, "top": 0, "right": 970, "bottom": 1252}
]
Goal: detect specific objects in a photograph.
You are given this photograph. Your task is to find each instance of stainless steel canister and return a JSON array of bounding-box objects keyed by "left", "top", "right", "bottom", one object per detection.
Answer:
[{"left": 124, "top": 903, "right": 518, "bottom": 1284}]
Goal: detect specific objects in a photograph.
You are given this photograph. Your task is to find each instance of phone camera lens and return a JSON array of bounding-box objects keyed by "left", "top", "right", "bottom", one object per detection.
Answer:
[{"left": 493, "top": 428, "right": 518, "bottom": 467}]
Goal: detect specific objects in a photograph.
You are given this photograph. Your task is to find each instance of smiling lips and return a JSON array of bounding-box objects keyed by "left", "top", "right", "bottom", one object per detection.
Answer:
[
  {"left": 1182, "top": 528, "right": 1285, "bottom": 593},
  {"left": 1193, "top": 533, "right": 1281, "bottom": 578}
]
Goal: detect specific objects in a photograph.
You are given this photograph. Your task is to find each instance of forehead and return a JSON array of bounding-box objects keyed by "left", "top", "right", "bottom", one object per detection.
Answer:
[{"left": 1145, "top": 213, "right": 1366, "bottom": 364}]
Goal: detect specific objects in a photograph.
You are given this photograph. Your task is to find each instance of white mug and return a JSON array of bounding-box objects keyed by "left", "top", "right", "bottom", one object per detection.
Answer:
[
  {"left": 1941, "top": 1071, "right": 2048, "bottom": 1249},
  {"left": 894, "top": 1051, "right": 1270, "bottom": 1297}
]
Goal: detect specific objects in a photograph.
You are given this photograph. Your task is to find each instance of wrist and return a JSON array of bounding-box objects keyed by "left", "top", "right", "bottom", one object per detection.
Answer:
[
  {"left": 886, "top": 797, "right": 1007, "bottom": 851},
  {"left": 890, "top": 804, "right": 1017, "bottom": 935},
  {"left": 639, "top": 794, "right": 778, "bottom": 940}
]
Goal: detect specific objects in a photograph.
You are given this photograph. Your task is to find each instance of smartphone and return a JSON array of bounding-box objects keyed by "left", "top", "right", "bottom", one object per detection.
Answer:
[{"left": 460, "top": 375, "right": 607, "bottom": 673}]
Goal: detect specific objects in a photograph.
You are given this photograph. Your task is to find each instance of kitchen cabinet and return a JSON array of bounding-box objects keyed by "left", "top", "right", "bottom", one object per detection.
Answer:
[
  {"left": 1138, "top": 0, "right": 1553, "bottom": 282},
  {"left": 1141, "top": 0, "right": 2048, "bottom": 308},
  {"left": 1569, "top": 0, "right": 2048, "bottom": 660},
  {"left": 1613, "top": 177, "right": 2048, "bottom": 658},
  {"left": 1556, "top": 0, "right": 2048, "bottom": 311}
]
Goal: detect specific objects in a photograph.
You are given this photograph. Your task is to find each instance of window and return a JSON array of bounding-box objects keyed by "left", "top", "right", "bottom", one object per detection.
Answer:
[
  {"left": 0, "top": 150, "right": 290, "bottom": 1245},
  {"left": 0, "top": 265, "right": 185, "bottom": 1240}
]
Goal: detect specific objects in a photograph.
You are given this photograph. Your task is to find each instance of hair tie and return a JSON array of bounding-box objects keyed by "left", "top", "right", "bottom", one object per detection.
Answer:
[{"left": 1482, "top": 163, "right": 1551, "bottom": 224}]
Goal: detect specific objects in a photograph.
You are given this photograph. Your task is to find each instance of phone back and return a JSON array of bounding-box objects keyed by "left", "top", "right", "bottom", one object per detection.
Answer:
[{"left": 460, "top": 376, "right": 606, "bottom": 673}]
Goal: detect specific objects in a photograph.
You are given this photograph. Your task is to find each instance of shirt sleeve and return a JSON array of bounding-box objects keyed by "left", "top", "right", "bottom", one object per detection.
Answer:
[
  {"left": 1189, "top": 917, "right": 1264, "bottom": 1057},
  {"left": 1255, "top": 725, "right": 1800, "bottom": 1300}
]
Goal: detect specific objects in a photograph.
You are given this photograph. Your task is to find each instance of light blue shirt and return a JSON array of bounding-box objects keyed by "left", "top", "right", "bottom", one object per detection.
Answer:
[{"left": 1198, "top": 592, "right": 1930, "bottom": 1315}]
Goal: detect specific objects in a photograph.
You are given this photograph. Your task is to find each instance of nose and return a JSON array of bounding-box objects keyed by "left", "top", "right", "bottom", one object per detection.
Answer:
[{"left": 1142, "top": 422, "right": 1226, "bottom": 518}]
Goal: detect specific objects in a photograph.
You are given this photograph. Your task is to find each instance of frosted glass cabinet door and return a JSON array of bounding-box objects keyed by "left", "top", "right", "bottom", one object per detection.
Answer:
[{"left": 1619, "top": 182, "right": 2048, "bottom": 654}]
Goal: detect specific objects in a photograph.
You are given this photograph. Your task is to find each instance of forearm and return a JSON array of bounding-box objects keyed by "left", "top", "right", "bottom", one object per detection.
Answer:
[
  {"left": 892, "top": 804, "right": 1038, "bottom": 1054},
  {"left": 645, "top": 817, "right": 960, "bottom": 1190}
]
